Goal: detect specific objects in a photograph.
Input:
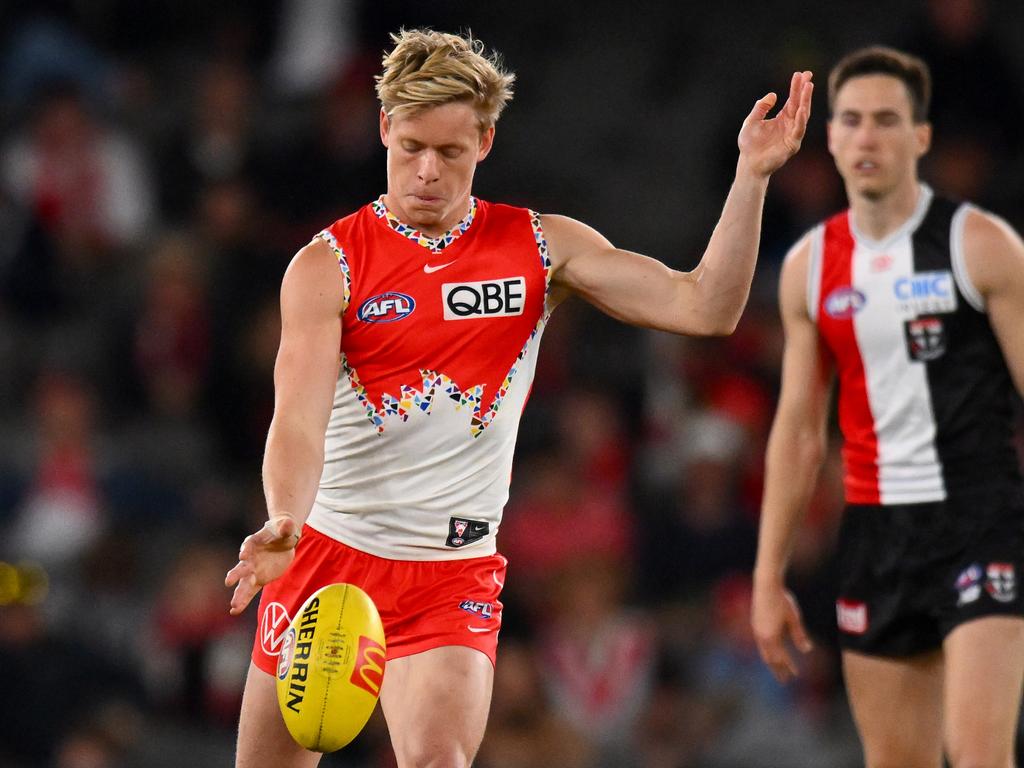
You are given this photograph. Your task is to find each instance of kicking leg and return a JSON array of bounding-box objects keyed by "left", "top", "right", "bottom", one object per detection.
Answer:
[
  {"left": 236, "top": 662, "right": 323, "bottom": 768},
  {"left": 379, "top": 646, "right": 494, "bottom": 768}
]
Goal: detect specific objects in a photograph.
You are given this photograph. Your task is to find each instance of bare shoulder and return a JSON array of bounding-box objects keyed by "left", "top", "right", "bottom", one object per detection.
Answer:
[
  {"left": 778, "top": 230, "right": 815, "bottom": 318},
  {"left": 539, "top": 213, "right": 613, "bottom": 270},
  {"left": 281, "top": 237, "right": 346, "bottom": 317},
  {"left": 962, "top": 207, "right": 1024, "bottom": 297}
]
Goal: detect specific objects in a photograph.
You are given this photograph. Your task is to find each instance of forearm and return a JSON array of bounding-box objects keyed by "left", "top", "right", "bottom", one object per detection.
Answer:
[
  {"left": 754, "top": 420, "right": 826, "bottom": 586},
  {"left": 691, "top": 160, "right": 771, "bottom": 333},
  {"left": 262, "top": 418, "right": 327, "bottom": 529}
]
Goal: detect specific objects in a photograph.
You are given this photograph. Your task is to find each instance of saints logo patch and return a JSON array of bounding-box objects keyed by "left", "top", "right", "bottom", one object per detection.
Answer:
[
  {"left": 985, "top": 563, "right": 1016, "bottom": 604},
  {"left": 904, "top": 317, "right": 946, "bottom": 362}
]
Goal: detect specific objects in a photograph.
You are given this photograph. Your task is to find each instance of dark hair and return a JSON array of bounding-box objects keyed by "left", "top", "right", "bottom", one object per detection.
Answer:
[{"left": 828, "top": 46, "right": 931, "bottom": 123}]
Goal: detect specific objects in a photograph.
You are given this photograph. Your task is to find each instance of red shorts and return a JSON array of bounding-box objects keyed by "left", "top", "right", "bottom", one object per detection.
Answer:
[{"left": 252, "top": 525, "right": 507, "bottom": 675}]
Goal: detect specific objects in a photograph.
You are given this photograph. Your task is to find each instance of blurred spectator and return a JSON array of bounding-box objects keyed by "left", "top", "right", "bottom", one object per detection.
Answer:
[
  {"left": 158, "top": 58, "right": 262, "bottom": 224},
  {"left": 7, "top": 372, "right": 107, "bottom": 574},
  {"left": 0, "top": 18, "right": 113, "bottom": 110},
  {"left": 268, "top": 0, "right": 358, "bottom": 98},
  {"left": 637, "top": 411, "right": 757, "bottom": 600},
  {"left": 0, "top": 80, "right": 153, "bottom": 256},
  {"left": 477, "top": 639, "right": 593, "bottom": 768},
  {"left": 131, "top": 233, "right": 212, "bottom": 418},
  {"left": 0, "top": 600, "right": 142, "bottom": 767},
  {"left": 537, "top": 557, "right": 657, "bottom": 762},
  {"left": 147, "top": 541, "right": 249, "bottom": 727},
  {"left": 264, "top": 55, "right": 383, "bottom": 234},
  {"left": 903, "top": 0, "right": 1024, "bottom": 209},
  {"left": 500, "top": 451, "right": 634, "bottom": 621}
]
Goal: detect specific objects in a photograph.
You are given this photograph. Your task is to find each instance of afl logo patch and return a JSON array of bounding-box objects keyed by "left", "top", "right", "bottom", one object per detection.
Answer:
[
  {"left": 358, "top": 292, "right": 416, "bottom": 323},
  {"left": 824, "top": 286, "right": 867, "bottom": 319}
]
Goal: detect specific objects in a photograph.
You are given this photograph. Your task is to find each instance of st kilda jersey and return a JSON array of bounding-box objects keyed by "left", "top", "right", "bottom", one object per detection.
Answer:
[
  {"left": 306, "top": 196, "right": 552, "bottom": 559},
  {"left": 809, "top": 184, "right": 1021, "bottom": 505}
]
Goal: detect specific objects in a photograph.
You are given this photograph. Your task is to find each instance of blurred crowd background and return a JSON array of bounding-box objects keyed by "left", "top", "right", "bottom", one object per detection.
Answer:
[{"left": 1, "top": 1, "right": 1022, "bottom": 766}]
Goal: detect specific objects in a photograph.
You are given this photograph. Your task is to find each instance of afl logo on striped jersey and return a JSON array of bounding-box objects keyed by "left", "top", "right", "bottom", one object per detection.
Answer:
[
  {"left": 358, "top": 292, "right": 416, "bottom": 323},
  {"left": 824, "top": 286, "right": 867, "bottom": 319}
]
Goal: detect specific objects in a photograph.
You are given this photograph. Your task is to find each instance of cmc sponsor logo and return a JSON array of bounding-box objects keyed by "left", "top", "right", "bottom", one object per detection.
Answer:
[
  {"left": 442, "top": 277, "right": 525, "bottom": 320},
  {"left": 894, "top": 271, "right": 952, "bottom": 300},
  {"left": 349, "top": 634, "right": 386, "bottom": 697},
  {"left": 358, "top": 292, "right": 416, "bottom": 323},
  {"left": 893, "top": 270, "right": 957, "bottom": 314},
  {"left": 824, "top": 286, "right": 867, "bottom": 319}
]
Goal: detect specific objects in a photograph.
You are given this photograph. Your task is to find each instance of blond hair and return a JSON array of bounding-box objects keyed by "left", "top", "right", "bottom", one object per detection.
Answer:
[{"left": 375, "top": 29, "right": 515, "bottom": 130}]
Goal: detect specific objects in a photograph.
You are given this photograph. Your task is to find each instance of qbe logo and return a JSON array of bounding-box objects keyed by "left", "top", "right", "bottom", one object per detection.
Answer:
[
  {"left": 358, "top": 292, "right": 416, "bottom": 323},
  {"left": 442, "top": 277, "right": 526, "bottom": 320}
]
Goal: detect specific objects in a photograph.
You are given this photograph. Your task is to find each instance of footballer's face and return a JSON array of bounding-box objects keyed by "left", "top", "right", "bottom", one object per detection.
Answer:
[
  {"left": 380, "top": 101, "right": 494, "bottom": 237},
  {"left": 827, "top": 74, "right": 931, "bottom": 201}
]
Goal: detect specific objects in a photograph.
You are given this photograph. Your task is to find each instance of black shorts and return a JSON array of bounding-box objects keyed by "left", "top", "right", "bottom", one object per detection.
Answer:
[{"left": 836, "top": 489, "right": 1024, "bottom": 657}]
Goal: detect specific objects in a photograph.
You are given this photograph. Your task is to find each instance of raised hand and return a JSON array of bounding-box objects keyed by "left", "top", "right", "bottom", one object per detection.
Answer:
[
  {"left": 737, "top": 71, "right": 814, "bottom": 178},
  {"left": 225, "top": 516, "right": 301, "bottom": 615}
]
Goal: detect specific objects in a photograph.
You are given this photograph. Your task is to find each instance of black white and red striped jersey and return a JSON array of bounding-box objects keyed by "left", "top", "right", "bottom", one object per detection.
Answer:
[{"left": 807, "top": 185, "right": 1020, "bottom": 505}]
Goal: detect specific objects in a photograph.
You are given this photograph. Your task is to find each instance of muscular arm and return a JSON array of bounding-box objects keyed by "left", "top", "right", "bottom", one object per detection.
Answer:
[
  {"left": 263, "top": 238, "right": 346, "bottom": 530},
  {"left": 962, "top": 209, "right": 1024, "bottom": 397},
  {"left": 545, "top": 71, "right": 813, "bottom": 336},
  {"left": 751, "top": 236, "right": 834, "bottom": 680},
  {"left": 226, "top": 238, "right": 345, "bottom": 614}
]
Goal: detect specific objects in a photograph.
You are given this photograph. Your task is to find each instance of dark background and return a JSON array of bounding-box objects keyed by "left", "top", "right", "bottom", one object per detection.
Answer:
[{"left": 1, "top": 1, "right": 1022, "bottom": 766}]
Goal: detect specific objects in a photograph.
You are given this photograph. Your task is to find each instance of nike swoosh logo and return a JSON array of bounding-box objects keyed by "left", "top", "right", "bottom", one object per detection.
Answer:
[
  {"left": 423, "top": 260, "right": 456, "bottom": 274},
  {"left": 467, "top": 626, "right": 493, "bottom": 633}
]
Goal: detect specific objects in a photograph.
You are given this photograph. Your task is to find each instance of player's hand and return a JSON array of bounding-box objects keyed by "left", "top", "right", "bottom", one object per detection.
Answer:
[
  {"left": 225, "top": 516, "right": 302, "bottom": 616},
  {"left": 737, "top": 71, "right": 814, "bottom": 179},
  {"left": 751, "top": 578, "right": 814, "bottom": 683}
]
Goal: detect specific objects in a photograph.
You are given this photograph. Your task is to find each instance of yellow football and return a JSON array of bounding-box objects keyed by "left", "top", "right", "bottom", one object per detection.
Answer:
[{"left": 275, "top": 583, "right": 386, "bottom": 752}]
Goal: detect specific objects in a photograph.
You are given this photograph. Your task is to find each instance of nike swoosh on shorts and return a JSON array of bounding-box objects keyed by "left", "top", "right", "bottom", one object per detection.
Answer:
[{"left": 466, "top": 626, "right": 493, "bottom": 633}]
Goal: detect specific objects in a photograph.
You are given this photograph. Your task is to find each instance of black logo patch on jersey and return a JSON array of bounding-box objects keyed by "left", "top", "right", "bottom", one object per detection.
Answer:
[
  {"left": 904, "top": 316, "right": 946, "bottom": 362},
  {"left": 446, "top": 517, "right": 490, "bottom": 548}
]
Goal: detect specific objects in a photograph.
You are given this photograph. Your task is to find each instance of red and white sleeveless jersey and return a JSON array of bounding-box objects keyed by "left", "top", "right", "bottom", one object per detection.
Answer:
[
  {"left": 305, "top": 197, "right": 552, "bottom": 560},
  {"left": 809, "top": 185, "right": 1020, "bottom": 505}
]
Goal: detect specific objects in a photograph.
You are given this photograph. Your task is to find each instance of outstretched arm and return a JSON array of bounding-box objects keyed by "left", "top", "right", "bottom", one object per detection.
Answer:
[
  {"left": 751, "top": 234, "right": 834, "bottom": 682},
  {"left": 226, "top": 238, "right": 345, "bottom": 615},
  {"left": 546, "top": 71, "right": 813, "bottom": 336}
]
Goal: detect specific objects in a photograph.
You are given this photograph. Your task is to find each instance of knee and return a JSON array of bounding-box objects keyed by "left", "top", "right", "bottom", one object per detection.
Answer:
[
  {"left": 947, "top": 754, "right": 1014, "bottom": 768},
  {"left": 946, "top": 741, "right": 1014, "bottom": 768},
  {"left": 397, "top": 743, "right": 472, "bottom": 768}
]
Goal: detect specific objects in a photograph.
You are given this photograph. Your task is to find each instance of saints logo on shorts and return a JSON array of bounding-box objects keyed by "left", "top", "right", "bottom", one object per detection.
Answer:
[{"left": 985, "top": 563, "right": 1017, "bottom": 603}]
